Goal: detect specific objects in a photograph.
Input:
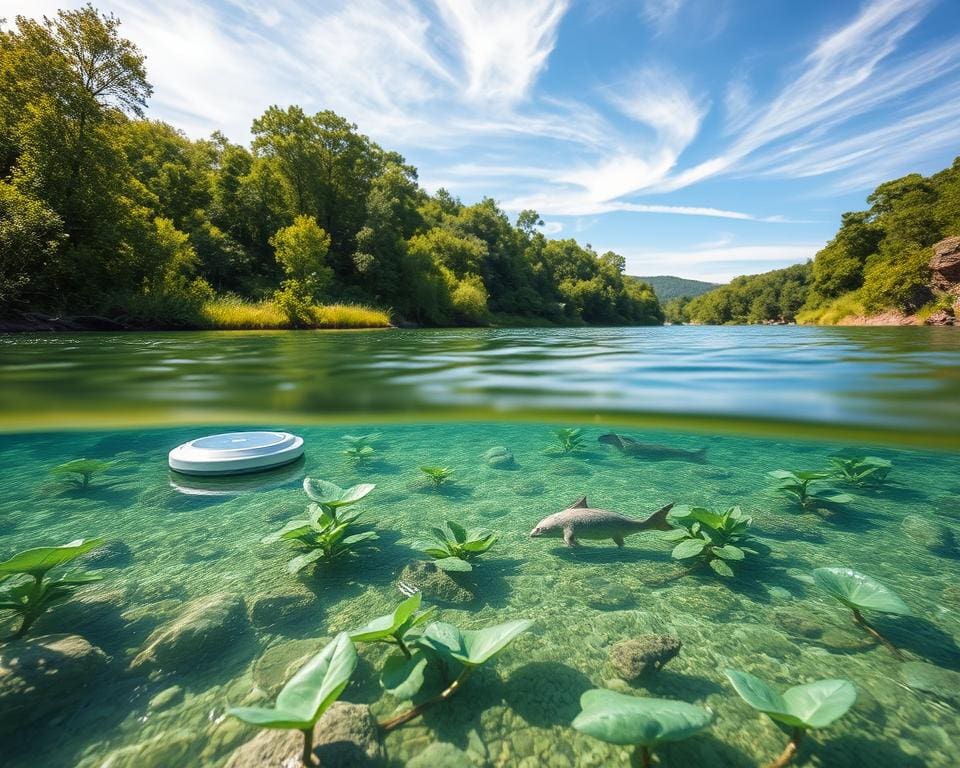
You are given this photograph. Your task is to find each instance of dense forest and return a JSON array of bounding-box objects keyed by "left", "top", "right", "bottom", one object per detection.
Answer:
[
  {"left": 634, "top": 275, "right": 719, "bottom": 303},
  {"left": 0, "top": 6, "right": 662, "bottom": 329},
  {"left": 676, "top": 156, "right": 960, "bottom": 325}
]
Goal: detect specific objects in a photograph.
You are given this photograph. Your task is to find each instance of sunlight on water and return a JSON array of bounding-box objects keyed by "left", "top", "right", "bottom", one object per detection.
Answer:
[{"left": 1, "top": 422, "right": 958, "bottom": 767}]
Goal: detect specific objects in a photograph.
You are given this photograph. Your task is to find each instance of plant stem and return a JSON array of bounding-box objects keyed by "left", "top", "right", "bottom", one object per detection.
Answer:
[
  {"left": 634, "top": 745, "right": 651, "bottom": 768},
  {"left": 395, "top": 635, "right": 412, "bottom": 659},
  {"left": 300, "top": 727, "right": 314, "bottom": 767},
  {"left": 379, "top": 667, "right": 475, "bottom": 731},
  {"left": 851, "top": 608, "right": 903, "bottom": 659},
  {"left": 767, "top": 728, "right": 803, "bottom": 768}
]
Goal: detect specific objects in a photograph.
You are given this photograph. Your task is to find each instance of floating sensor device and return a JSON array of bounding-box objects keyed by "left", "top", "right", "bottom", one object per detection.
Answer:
[{"left": 168, "top": 431, "right": 305, "bottom": 476}]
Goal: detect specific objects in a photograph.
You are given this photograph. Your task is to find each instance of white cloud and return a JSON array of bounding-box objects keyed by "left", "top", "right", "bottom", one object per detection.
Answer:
[
  {"left": 641, "top": 0, "right": 685, "bottom": 34},
  {"left": 540, "top": 221, "right": 563, "bottom": 235}
]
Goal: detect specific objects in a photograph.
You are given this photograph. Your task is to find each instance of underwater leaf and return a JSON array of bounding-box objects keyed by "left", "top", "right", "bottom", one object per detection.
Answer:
[
  {"left": 392, "top": 591, "right": 423, "bottom": 626},
  {"left": 337, "top": 483, "right": 376, "bottom": 506},
  {"left": 287, "top": 549, "right": 325, "bottom": 574},
  {"left": 712, "top": 545, "right": 745, "bottom": 561},
  {"left": 767, "top": 470, "right": 797, "bottom": 481},
  {"left": 262, "top": 519, "right": 311, "bottom": 544},
  {"left": 572, "top": 690, "right": 713, "bottom": 747},
  {"left": 660, "top": 529, "right": 689, "bottom": 542},
  {"left": 433, "top": 557, "right": 473, "bottom": 572},
  {"left": 341, "top": 531, "right": 378, "bottom": 546},
  {"left": 0, "top": 538, "right": 105, "bottom": 578},
  {"left": 813, "top": 567, "right": 910, "bottom": 615},
  {"left": 781, "top": 679, "right": 857, "bottom": 729},
  {"left": 381, "top": 649, "right": 429, "bottom": 699},
  {"left": 418, "top": 546, "right": 452, "bottom": 559},
  {"left": 420, "top": 619, "right": 532, "bottom": 666},
  {"left": 724, "top": 669, "right": 797, "bottom": 725},
  {"left": 229, "top": 633, "right": 357, "bottom": 730},
  {"left": 708, "top": 558, "right": 734, "bottom": 577},
  {"left": 822, "top": 493, "right": 853, "bottom": 504},
  {"left": 303, "top": 477, "right": 343, "bottom": 503},
  {"left": 460, "top": 533, "right": 497, "bottom": 552},
  {"left": 444, "top": 521, "right": 468, "bottom": 543},
  {"left": 671, "top": 538, "right": 707, "bottom": 559}
]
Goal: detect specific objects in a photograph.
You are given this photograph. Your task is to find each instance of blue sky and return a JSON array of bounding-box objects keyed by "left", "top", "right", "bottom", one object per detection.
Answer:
[{"left": 3, "top": 0, "right": 960, "bottom": 281}]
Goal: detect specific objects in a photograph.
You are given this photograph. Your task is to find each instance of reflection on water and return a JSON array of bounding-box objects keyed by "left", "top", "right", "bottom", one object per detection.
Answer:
[
  {"left": 2, "top": 327, "right": 960, "bottom": 444},
  {"left": 1, "top": 423, "right": 958, "bottom": 767}
]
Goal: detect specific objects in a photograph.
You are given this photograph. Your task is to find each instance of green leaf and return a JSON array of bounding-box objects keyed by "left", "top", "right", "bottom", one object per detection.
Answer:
[
  {"left": 350, "top": 593, "right": 422, "bottom": 643},
  {"left": 0, "top": 539, "right": 105, "bottom": 578},
  {"left": 381, "top": 649, "right": 429, "bottom": 699},
  {"left": 460, "top": 533, "right": 497, "bottom": 552},
  {"left": 725, "top": 669, "right": 855, "bottom": 730},
  {"left": 822, "top": 493, "right": 853, "bottom": 505},
  {"left": 712, "top": 545, "right": 744, "bottom": 561},
  {"left": 433, "top": 557, "right": 472, "bottom": 572},
  {"left": 782, "top": 679, "right": 857, "bottom": 729},
  {"left": 287, "top": 549, "right": 325, "bottom": 574},
  {"left": 659, "top": 529, "right": 689, "bottom": 542},
  {"left": 444, "top": 521, "right": 467, "bottom": 543},
  {"left": 228, "top": 633, "right": 357, "bottom": 730},
  {"left": 671, "top": 538, "right": 707, "bottom": 559},
  {"left": 336, "top": 483, "right": 376, "bottom": 506},
  {"left": 419, "top": 619, "right": 532, "bottom": 666},
  {"left": 708, "top": 558, "right": 734, "bottom": 577},
  {"left": 813, "top": 567, "right": 910, "bottom": 616},
  {"left": 572, "top": 689, "right": 713, "bottom": 747},
  {"left": 262, "top": 519, "right": 311, "bottom": 544},
  {"left": 341, "top": 531, "right": 378, "bottom": 546},
  {"left": 303, "top": 478, "right": 343, "bottom": 504}
]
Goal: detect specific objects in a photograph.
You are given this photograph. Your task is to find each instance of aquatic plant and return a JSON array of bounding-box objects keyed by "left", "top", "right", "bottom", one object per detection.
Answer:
[
  {"left": 263, "top": 503, "right": 378, "bottom": 573},
  {"left": 302, "top": 477, "right": 375, "bottom": 521},
  {"left": 416, "top": 521, "right": 497, "bottom": 572},
  {"left": 829, "top": 455, "right": 892, "bottom": 487},
  {"left": 227, "top": 632, "right": 357, "bottom": 767},
  {"left": 419, "top": 465, "right": 454, "bottom": 488},
  {"left": 0, "top": 538, "right": 105, "bottom": 640},
  {"left": 767, "top": 470, "right": 852, "bottom": 511},
  {"left": 380, "top": 618, "right": 533, "bottom": 731},
  {"left": 350, "top": 592, "right": 437, "bottom": 699},
  {"left": 51, "top": 458, "right": 112, "bottom": 489},
  {"left": 813, "top": 566, "right": 910, "bottom": 658},
  {"left": 552, "top": 427, "right": 585, "bottom": 454},
  {"left": 341, "top": 433, "right": 380, "bottom": 463},
  {"left": 662, "top": 505, "right": 757, "bottom": 577},
  {"left": 725, "top": 669, "right": 856, "bottom": 767},
  {"left": 349, "top": 592, "right": 436, "bottom": 658},
  {"left": 572, "top": 689, "right": 713, "bottom": 768}
]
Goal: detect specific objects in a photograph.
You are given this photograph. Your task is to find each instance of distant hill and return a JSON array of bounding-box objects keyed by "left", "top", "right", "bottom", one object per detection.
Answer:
[{"left": 632, "top": 275, "right": 721, "bottom": 302}]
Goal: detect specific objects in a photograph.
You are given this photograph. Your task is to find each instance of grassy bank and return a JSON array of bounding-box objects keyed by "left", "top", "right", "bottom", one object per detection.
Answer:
[{"left": 200, "top": 298, "right": 392, "bottom": 330}]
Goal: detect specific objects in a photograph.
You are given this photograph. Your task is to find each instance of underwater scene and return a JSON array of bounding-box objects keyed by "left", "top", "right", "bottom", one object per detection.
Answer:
[{"left": 1, "top": 420, "right": 959, "bottom": 768}]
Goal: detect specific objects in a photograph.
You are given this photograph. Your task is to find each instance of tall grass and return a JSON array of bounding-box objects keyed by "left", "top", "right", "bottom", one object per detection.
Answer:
[
  {"left": 796, "top": 295, "right": 865, "bottom": 325},
  {"left": 201, "top": 297, "right": 391, "bottom": 330}
]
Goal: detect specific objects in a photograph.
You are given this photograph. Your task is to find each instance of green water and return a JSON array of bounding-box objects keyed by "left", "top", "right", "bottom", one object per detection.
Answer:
[
  {"left": 1, "top": 327, "right": 959, "bottom": 767},
  {"left": 1, "top": 423, "right": 959, "bottom": 767}
]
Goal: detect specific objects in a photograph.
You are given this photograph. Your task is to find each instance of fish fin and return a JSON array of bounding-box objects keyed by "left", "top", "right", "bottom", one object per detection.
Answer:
[
  {"left": 612, "top": 535, "right": 625, "bottom": 548},
  {"left": 563, "top": 527, "right": 579, "bottom": 547},
  {"left": 642, "top": 502, "right": 675, "bottom": 531},
  {"left": 570, "top": 495, "right": 588, "bottom": 509}
]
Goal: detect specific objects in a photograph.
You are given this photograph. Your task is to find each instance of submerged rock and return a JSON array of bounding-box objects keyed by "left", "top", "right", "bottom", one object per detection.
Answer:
[
  {"left": 130, "top": 592, "right": 247, "bottom": 672},
  {"left": 148, "top": 685, "right": 184, "bottom": 711},
  {"left": 225, "top": 702, "right": 384, "bottom": 768},
  {"left": 484, "top": 446, "right": 516, "bottom": 469},
  {"left": 100, "top": 730, "right": 194, "bottom": 767},
  {"left": 249, "top": 592, "right": 319, "bottom": 630},
  {"left": 901, "top": 514, "right": 955, "bottom": 555},
  {"left": 398, "top": 561, "right": 475, "bottom": 604},
  {"left": 512, "top": 479, "right": 545, "bottom": 497},
  {"left": 901, "top": 661, "right": 960, "bottom": 706},
  {"left": 407, "top": 741, "right": 474, "bottom": 768},
  {"left": 771, "top": 608, "right": 822, "bottom": 639},
  {"left": 608, "top": 635, "right": 681, "bottom": 680},
  {"left": 0, "top": 634, "right": 108, "bottom": 736}
]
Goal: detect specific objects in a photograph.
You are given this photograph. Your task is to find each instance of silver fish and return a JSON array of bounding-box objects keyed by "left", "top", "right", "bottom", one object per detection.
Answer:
[{"left": 530, "top": 496, "right": 674, "bottom": 548}]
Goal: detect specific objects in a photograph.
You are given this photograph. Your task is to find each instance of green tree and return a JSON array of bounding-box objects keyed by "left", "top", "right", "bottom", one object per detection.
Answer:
[{"left": 270, "top": 214, "right": 333, "bottom": 296}]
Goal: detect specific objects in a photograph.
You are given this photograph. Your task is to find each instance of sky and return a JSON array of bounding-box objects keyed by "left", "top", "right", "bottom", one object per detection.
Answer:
[{"left": 2, "top": 0, "right": 960, "bottom": 282}]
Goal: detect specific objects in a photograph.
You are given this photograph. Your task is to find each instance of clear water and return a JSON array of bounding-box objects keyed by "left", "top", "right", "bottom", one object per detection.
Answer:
[{"left": 1, "top": 328, "right": 959, "bottom": 767}]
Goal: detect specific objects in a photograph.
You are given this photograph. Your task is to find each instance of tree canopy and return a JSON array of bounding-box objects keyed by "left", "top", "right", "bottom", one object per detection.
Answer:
[{"left": 0, "top": 5, "right": 661, "bottom": 328}]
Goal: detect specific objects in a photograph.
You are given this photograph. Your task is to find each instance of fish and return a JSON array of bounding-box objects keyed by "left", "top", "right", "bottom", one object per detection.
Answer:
[
  {"left": 598, "top": 433, "right": 708, "bottom": 463},
  {"left": 530, "top": 496, "right": 675, "bottom": 548}
]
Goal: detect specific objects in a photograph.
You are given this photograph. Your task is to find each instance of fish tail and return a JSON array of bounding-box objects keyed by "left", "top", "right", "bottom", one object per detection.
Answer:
[{"left": 644, "top": 502, "right": 675, "bottom": 531}]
